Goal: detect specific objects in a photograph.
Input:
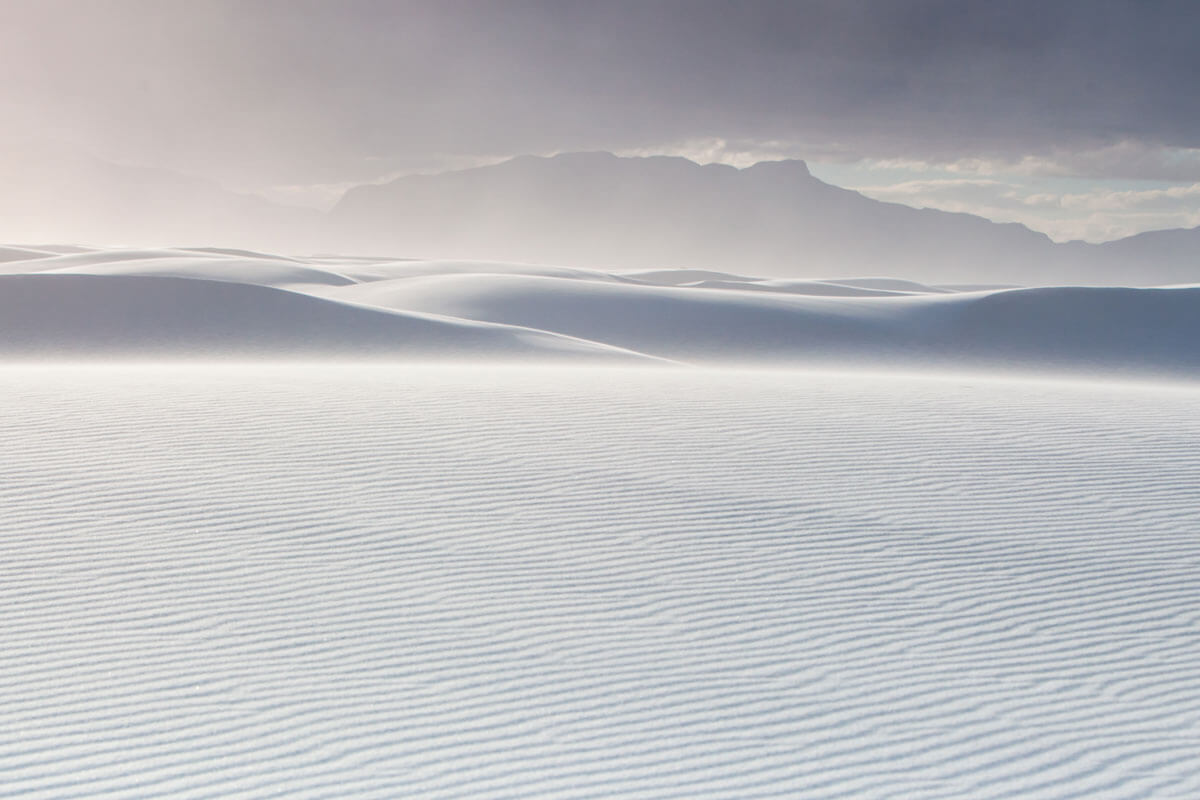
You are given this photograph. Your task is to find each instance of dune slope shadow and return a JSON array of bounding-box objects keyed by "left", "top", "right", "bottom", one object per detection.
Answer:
[
  {"left": 939, "top": 287, "right": 1200, "bottom": 375},
  {"left": 333, "top": 273, "right": 919, "bottom": 363},
  {"left": 337, "top": 273, "right": 1200, "bottom": 376},
  {"left": 0, "top": 274, "right": 635, "bottom": 360}
]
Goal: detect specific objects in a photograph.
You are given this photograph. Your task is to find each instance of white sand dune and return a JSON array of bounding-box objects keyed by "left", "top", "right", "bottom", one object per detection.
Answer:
[
  {"left": 0, "top": 245, "right": 58, "bottom": 263},
  {"left": 42, "top": 253, "right": 357, "bottom": 288},
  {"left": 3, "top": 245, "right": 1198, "bottom": 797},
  {"left": 6, "top": 247, "right": 354, "bottom": 287},
  {"left": 329, "top": 271, "right": 932, "bottom": 361},
  {"left": 0, "top": 273, "right": 644, "bottom": 360},
  {"left": 328, "top": 269, "right": 1200, "bottom": 376},
  {"left": 2, "top": 365, "right": 1198, "bottom": 799},
  {"left": 2, "top": 245, "right": 1197, "bottom": 378}
]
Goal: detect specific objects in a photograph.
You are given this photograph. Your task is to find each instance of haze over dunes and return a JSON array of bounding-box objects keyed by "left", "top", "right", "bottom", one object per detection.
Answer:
[
  {"left": 5, "top": 3, "right": 1200, "bottom": 798},
  {"left": 0, "top": 244, "right": 1196, "bottom": 378},
  {"left": 6, "top": 150, "right": 1200, "bottom": 286}
]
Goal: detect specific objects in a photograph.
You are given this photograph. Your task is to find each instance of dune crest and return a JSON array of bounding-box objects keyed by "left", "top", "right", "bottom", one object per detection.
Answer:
[{"left": 2, "top": 245, "right": 1197, "bottom": 378}]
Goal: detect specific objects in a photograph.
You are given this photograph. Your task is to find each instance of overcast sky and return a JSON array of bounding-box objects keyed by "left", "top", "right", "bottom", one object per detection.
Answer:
[{"left": 3, "top": 0, "right": 1200, "bottom": 240}]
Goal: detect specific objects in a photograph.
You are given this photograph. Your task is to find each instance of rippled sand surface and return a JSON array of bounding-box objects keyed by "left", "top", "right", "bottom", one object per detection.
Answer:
[{"left": 3, "top": 365, "right": 1199, "bottom": 799}]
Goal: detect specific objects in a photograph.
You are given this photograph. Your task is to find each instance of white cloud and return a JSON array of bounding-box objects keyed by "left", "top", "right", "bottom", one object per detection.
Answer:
[
  {"left": 838, "top": 142, "right": 1200, "bottom": 183},
  {"left": 845, "top": 174, "right": 1200, "bottom": 243},
  {"left": 855, "top": 177, "right": 1015, "bottom": 198},
  {"left": 614, "top": 137, "right": 857, "bottom": 169},
  {"left": 1050, "top": 183, "right": 1200, "bottom": 211}
]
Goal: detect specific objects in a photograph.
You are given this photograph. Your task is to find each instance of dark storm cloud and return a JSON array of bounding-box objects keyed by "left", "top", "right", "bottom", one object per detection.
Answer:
[{"left": 3, "top": 0, "right": 1198, "bottom": 186}]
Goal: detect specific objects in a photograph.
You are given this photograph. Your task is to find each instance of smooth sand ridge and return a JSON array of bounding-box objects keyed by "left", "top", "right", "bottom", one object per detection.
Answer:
[
  {"left": 0, "top": 245, "right": 59, "bottom": 263},
  {"left": 0, "top": 273, "right": 649, "bottom": 360},
  {"left": 1, "top": 365, "right": 1199, "bottom": 799},
  {"left": 2, "top": 245, "right": 1200, "bottom": 375},
  {"left": 329, "top": 271, "right": 1200, "bottom": 374},
  {"left": 41, "top": 253, "right": 360, "bottom": 288}
]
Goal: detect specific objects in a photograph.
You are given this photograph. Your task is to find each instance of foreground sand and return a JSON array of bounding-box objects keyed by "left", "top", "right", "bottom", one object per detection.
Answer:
[{"left": 2, "top": 364, "right": 1198, "bottom": 798}]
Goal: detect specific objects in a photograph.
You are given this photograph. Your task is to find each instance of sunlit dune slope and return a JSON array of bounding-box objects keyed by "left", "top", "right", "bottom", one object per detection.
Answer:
[{"left": 1, "top": 245, "right": 1198, "bottom": 376}]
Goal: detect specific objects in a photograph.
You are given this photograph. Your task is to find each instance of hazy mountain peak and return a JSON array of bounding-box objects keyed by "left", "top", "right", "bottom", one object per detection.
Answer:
[
  {"left": 503, "top": 150, "right": 813, "bottom": 178},
  {"left": 330, "top": 149, "right": 1071, "bottom": 282},
  {"left": 740, "top": 158, "right": 812, "bottom": 177}
]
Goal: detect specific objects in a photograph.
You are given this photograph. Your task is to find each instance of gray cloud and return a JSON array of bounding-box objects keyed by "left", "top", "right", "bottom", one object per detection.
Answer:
[{"left": 3, "top": 0, "right": 1199, "bottom": 189}]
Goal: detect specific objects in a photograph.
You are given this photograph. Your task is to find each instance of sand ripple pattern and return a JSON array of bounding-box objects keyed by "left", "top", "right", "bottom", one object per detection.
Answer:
[{"left": 2, "top": 366, "right": 1199, "bottom": 799}]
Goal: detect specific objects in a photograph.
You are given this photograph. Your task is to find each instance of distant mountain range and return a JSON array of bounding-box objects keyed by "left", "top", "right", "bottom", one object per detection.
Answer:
[
  {"left": 331, "top": 152, "right": 1200, "bottom": 286},
  {"left": 4, "top": 144, "right": 1198, "bottom": 285}
]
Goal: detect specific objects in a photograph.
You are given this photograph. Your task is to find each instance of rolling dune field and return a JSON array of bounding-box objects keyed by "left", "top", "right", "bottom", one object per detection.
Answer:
[{"left": 1, "top": 246, "right": 1199, "bottom": 376}]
